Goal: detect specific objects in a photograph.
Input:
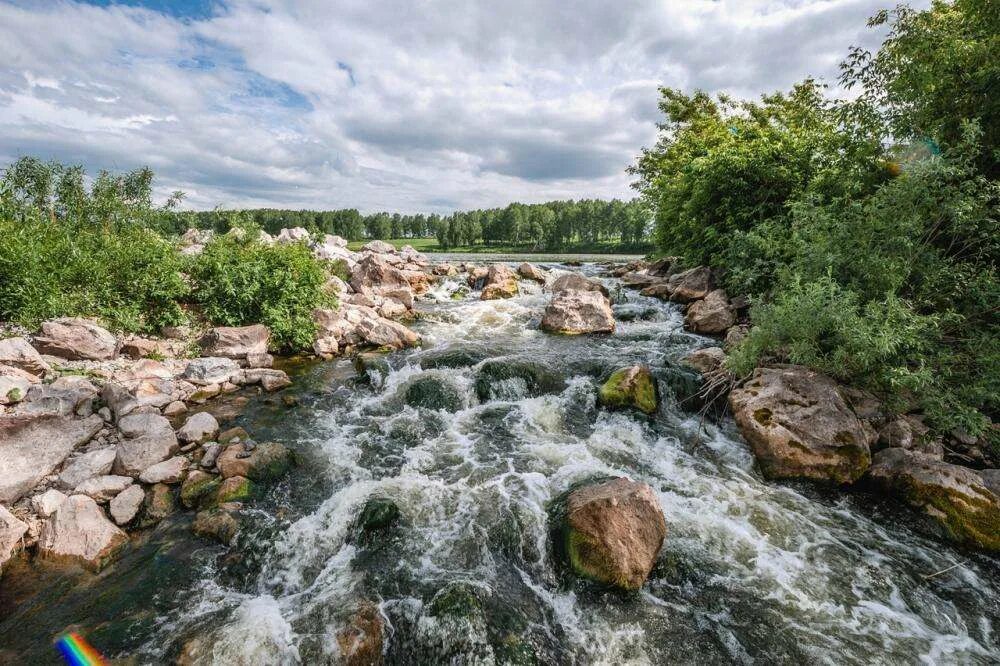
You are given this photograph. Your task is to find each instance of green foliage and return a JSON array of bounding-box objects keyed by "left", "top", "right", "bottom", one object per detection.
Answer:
[
  {"left": 636, "top": 1, "right": 999, "bottom": 435},
  {"left": 0, "top": 159, "right": 188, "bottom": 332},
  {"left": 189, "top": 228, "right": 334, "bottom": 350}
]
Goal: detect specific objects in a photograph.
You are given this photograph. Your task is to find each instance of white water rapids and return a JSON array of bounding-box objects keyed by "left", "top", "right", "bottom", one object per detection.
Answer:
[{"left": 101, "top": 265, "right": 1000, "bottom": 663}]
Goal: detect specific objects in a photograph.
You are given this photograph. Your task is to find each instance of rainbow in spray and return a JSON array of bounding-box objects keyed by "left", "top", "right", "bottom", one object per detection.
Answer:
[{"left": 56, "top": 632, "right": 107, "bottom": 666}]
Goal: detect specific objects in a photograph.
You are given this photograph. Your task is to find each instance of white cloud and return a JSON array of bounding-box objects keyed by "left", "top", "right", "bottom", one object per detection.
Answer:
[{"left": 0, "top": 0, "right": 928, "bottom": 213}]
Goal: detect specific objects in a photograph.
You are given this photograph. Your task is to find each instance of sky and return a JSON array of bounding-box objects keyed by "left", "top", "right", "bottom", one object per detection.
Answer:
[{"left": 0, "top": 0, "right": 920, "bottom": 213}]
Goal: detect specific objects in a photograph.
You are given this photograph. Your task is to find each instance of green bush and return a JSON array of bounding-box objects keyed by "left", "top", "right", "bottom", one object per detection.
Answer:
[
  {"left": 0, "top": 214, "right": 188, "bottom": 333},
  {"left": 189, "top": 229, "right": 334, "bottom": 350}
]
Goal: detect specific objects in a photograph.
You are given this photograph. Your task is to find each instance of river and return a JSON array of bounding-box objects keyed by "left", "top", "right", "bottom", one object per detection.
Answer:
[{"left": 1, "top": 261, "right": 998, "bottom": 664}]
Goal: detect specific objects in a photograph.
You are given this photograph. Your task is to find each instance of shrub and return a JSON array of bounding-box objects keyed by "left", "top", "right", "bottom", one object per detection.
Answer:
[
  {"left": 0, "top": 214, "right": 188, "bottom": 332},
  {"left": 189, "top": 229, "right": 334, "bottom": 350}
]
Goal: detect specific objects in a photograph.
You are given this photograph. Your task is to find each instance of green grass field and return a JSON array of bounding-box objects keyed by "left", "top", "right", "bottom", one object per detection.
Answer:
[{"left": 345, "top": 238, "right": 652, "bottom": 254}]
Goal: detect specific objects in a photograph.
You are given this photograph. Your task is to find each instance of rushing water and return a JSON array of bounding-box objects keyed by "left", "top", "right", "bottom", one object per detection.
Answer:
[{"left": 2, "top": 262, "right": 999, "bottom": 665}]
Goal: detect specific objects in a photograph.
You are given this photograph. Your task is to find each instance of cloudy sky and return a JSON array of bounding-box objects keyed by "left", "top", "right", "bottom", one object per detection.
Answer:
[{"left": 0, "top": 0, "right": 919, "bottom": 213}]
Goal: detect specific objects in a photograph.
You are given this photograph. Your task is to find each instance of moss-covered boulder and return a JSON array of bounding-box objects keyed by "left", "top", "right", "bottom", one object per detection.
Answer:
[
  {"left": 402, "top": 374, "right": 464, "bottom": 412},
  {"left": 351, "top": 497, "right": 400, "bottom": 544},
  {"left": 216, "top": 442, "right": 292, "bottom": 481},
  {"left": 559, "top": 478, "right": 666, "bottom": 591},
  {"left": 204, "top": 475, "right": 253, "bottom": 507},
  {"left": 192, "top": 504, "right": 241, "bottom": 545},
  {"left": 354, "top": 352, "right": 391, "bottom": 386},
  {"left": 474, "top": 359, "right": 564, "bottom": 402},
  {"left": 180, "top": 470, "right": 222, "bottom": 509},
  {"left": 598, "top": 365, "right": 658, "bottom": 415},
  {"left": 728, "top": 366, "right": 874, "bottom": 484},
  {"left": 868, "top": 448, "right": 1000, "bottom": 551}
]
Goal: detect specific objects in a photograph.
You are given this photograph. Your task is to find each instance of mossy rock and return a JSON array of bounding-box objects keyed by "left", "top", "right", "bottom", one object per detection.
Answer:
[
  {"left": 180, "top": 470, "right": 222, "bottom": 509},
  {"left": 598, "top": 365, "right": 658, "bottom": 415},
  {"left": 474, "top": 359, "right": 564, "bottom": 402},
  {"left": 351, "top": 497, "right": 401, "bottom": 545},
  {"left": 354, "top": 352, "right": 391, "bottom": 386},
  {"left": 203, "top": 475, "right": 253, "bottom": 508},
  {"left": 418, "top": 346, "right": 489, "bottom": 370},
  {"left": 428, "top": 581, "right": 484, "bottom": 618},
  {"left": 402, "top": 374, "right": 464, "bottom": 412},
  {"left": 218, "top": 426, "right": 250, "bottom": 445},
  {"left": 192, "top": 505, "right": 240, "bottom": 545}
]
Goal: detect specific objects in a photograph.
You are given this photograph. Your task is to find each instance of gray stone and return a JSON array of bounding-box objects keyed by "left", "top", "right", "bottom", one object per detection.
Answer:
[
  {"left": 198, "top": 325, "right": 269, "bottom": 360},
  {"left": 74, "top": 475, "right": 133, "bottom": 503},
  {"left": 182, "top": 357, "right": 240, "bottom": 386},
  {"left": 177, "top": 411, "right": 219, "bottom": 444},
  {"left": 58, "top": 448, "right": 117, "bottom": 489},
  {"left": 0, "top": 336, "right": 51, "bottom": 377},
  {"left": 0, "top": 414, "right": 104, "bottom": 503},
  {"left": 115, "top": 413, "right": 178, "bottom": 477},
  {"left": 38, "top": 494, "right": 128, "bottom": 570},
  {"left": 109, "top": 484, "right": 145, "bottom": 525},
  {"left": 139, "top": 456, "right": 188, "bottom": 484},
  {"left": 31, "top": 488, "right": 68, "bottom": 517}
]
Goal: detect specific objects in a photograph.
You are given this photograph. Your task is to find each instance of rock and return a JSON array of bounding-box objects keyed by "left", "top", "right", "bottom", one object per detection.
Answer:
[
  {"left": 669, "top": 266, "right": 714, "bottom": 303},
  {"left": 217, "top": 442, "right": 292, "bottom": 481},
  {"left": 0, "top": 414, "right": 104, "bottom": 503},
  {"left": 180, "top": 470, "right": 221, "bottom": 508},
  {"left": 681, "top": 347, "right": 726, "bottom": 374},
  {"left": 980, "top": 469, "right": 1000, "bottom": 497},
  {"left": 517, "top": 262, "right": 546, "bottom": 283},
  {"left": 684, "top": 289, "right": 735, "bottom": 334},
  {"left": 38, "top": 494, "right": 128, "bottom": 570},
  {"left": 355, "top": 316, "right": 420, "bottom": 350},
  {"left": 541, "top": 289, "right": 615, "bottom": 335},
  {"left": 58, "top": 448, "right": 117, "bottom": 489},
  {"left": 363, "top": 240, "right": 396, "bottom": 254},
  {"left": 0, "top": 336, "right": 51, "bottom": 376},
  {"left": 729, "top": 366, "right": 873, "bottom": 484},
  {"left": 354, "top": 352, "right": 392, "bottom": 386},
  {"left": 144, "top": 483, "right": 176, "bottom": 523},
  {"left": 647, "top": 256, "right": 680, "bottom": 277},
  {"left": 32, "top": 489, "right": 68, "bottom": 517},
  {"left": 177, "top": 411, "right": 220, "bottom": 444},
  {"left": 352, "top": 498, "right": 401, "bottom": 543},
  {"left": 207, "top": 476, "right": 253, "bottom": 506},
  {"left": 201, "top": 442, "right": 223, "bottom": 469},
  {"left": 120, "top": 336, "right": 185, "bottom": 360},
  {"left": 246, "top": 352, "right": 274, "bottom": 369},
  {"left": 238, "top": 368, "right": 293, "bottom": 391},
  {"left": 182, "top": 357, "right": 240, "bottom": 386},
  {"left": 192, "top": 504, "right": 241, "bottom": 544},
  {"left": 336, "top": 602, "right": 384, "bottom": 666},
  {"left": 115, "top": 413, "right": 178, "bottom": 477},
  {"left": 15, "top": 380, "right": 98, "bottom": 417},
  {"left": 32, "top": 318, "right": 117, "bottom": 360},
  {"left": 139, "top": 456, "right": 188, "bottom": 484},
  {"left": 638, "top": 282, "right": 673, "bottom": 299},
  {"left": 876, "top": 416, "right": 943, "bottom": 459},
  {"left": 868, "top": 448, "right": 1000, "bottom": 550},
  {"left": 480, "top": 264, "right": 519, "bottom": 300},
  {"left": 350, "top": 253, "right": 409, "bottom": 293},
  {"left": 0, "top": 365, "right": 35, "bottom": 405},
  {"left": 598, "top": 365, "right": 659, "bottom": 415},
  {"left": 0, "top": 505, "right": 29, "bottom": 572},
  {"left": 474, "top": 359, "right": 565, "bottom": 401},
  {"left": 550, "top": 273, "right": 610, "bottom": 297},
  {"left": 723, "top": 325, "right": 748, "bottom": 350},
  {"left": 109, "top": 484, "right": 145, "bottom": 525},
  {"left": 561, "top": 478, "right": 666, "bottom": 590},
  {"left": 74, "top": 475, "right": 133, "bottom": 503},
  {"left": 198, "top": 325, "right": 270, "bottom": 360},
  {"left": 402, "top": 375, "right": 464, "bottom": 412},
  {"left": 276, "top": 227, "right": 310, "bottom": 243},
  {"left": 188, "top": 383, "right": 222, "bottom": 403},
  {"left": 163, "top": 400, "right": 187, "bottom": 416},
  {"left": 161, "top": 325, "right": 190, "bottom": 340}
]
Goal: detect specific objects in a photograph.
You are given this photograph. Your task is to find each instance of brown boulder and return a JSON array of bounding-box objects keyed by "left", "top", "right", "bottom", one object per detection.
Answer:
[
  {"left": 198, "top": 325, "right": 270, "bottom": 359},
  {"left": 728, "top": 366, "right": 873, "bottom": 484},
  {"left": 37, "top": 494, "right": 128, "bottom": 570},
  {"left": 562, "top": 478, "right": 666, "bottom": 590},
  {"left": 684, "top": 289, "right": 735, "bottom": 334},
  {"left": 336, "top": 602, "right": 384, "bottom": 666},
  {"left": 480, "top": 264, "right": 519, "bottom": 300},
  {"left": 0, "top": 336, "right": 51, "bottom": 377},
  {"left": 32, "top": 318, "right": 117, "bottom": 360},
  {"left": 868, "top": 448, "right": 1000, "bottom": 550},
  {"left": 540, "top": 290, "right": 615, "bottom": 335},
  {"left": 668, "top": 266, "right": 713, "bottom": 303},
  {"left": 550, "top": 273, "right": 610, "bottom": 297},
  {"left": 517, "top": 262, "right": 547, "bottom": 283},
  {"left": 681, "top": 347, "right": 726, "bottom": 374}
]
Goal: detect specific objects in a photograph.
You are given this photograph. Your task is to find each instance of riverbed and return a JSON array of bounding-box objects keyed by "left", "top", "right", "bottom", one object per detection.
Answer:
[{"left": 2, "top": 264, "right": 998, "bottom": 664}]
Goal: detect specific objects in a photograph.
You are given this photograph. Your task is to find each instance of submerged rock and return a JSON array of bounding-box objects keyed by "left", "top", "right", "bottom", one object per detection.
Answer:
[
  {"left": 352, "top": 497, "right": 400, "bottom": 544},
  {"left": 728, "top": 366, "right": 873, "bottom": 484},
  {"left": 403, "top": 375, "right": 465, "bottom": 412},
  {"left": 32, "top": 317, "right": 117, "bottom": 361},
  {"left": 868, "top": 448, "right": 1000, "bottom": 551},
  {"left": 474, "top": 359, "right": 564, "bottom": 402},
  {"left": 561, "top": 478, "right": 666, "bottom": 590},
  {"left": 192, "top": 504, "right": 241, "bottom": 545},
  {"left": 540, "top": 289, "right": 615, "bottom": 335},
  {"left": 38, "top": 494, "right": 128, "bottom": 570},
  {"left": 598, "top": 365, "right": 659, "bottom": 415},
  {"left": 180, "top": 470, "right": 222, "bottom": 508}
]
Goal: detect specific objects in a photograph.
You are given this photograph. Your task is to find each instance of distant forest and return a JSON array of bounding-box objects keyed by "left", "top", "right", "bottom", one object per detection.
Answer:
[{"left": 156, "top": 198, "right": 650, "bottom": 250}]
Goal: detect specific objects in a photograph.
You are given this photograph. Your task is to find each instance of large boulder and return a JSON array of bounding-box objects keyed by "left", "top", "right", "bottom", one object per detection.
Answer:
[
  {"left": 541, "top": 290, "right": 615, "bottom": 335},
  {"left": 728, "top": 366, "right": 873, "bottom": 484},
  {"left": 350, "top": 253, "right": 409, "bottom": 293},
  {"left": 0, "top": 414, "right": 103, "bottom": 503},
  {"left": 363, "top": 240, "right": 396, "bottom": 254},
  {"left": 177, "top": 411, "right": 220, "bottom": 444},
  {"left": 58, "top": 448, "right": 117, "bottom": 489},
  {"left": 561, "top": 478, "right": 666, "bottom": 590},
  {"left": 216, "top": 442, "right": 292, "bottom": 481},
  {"left": 684, "top": 289, "right": 735, "bottom": 334},
  {"left": 517, "top": 262, "right": 547, "bottom": 283},
  {"left": 37, "top": 494, "right": 128, "bottom": 570},
  {"left": 668, "top": 266, "right": 713, "bottom": 303},
  {"left": 0, "top": 336, "right": 51, "bottom": 377},
  {"left": 550, "top": 273, "right": 609, "bottom": 298},
  {"left": 480, "top": 264, "right": 519, "bottom": 300},
  {"left": 0, "top": 505, "right": 28, "bottom": 573},
  {"left": 868, "top": 448, "right": 1000, "bottom": 550},
  {"left": 198, "top": 325, "right": 269, "bottom": 360},
  {"left": 115, "top": 413, "right": 178, "bottom": 477},
  {"left": 182, "top": 357, "right": 240, "bottom": 386},
  {"left": 32, "top": 318, "right": 117, "bottom": 360},
  {"left": 598, "top": 365, "right": 658, "bottom": 415}
]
